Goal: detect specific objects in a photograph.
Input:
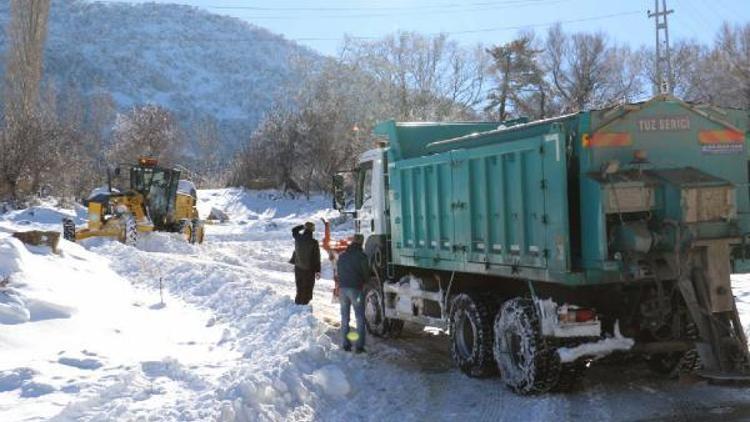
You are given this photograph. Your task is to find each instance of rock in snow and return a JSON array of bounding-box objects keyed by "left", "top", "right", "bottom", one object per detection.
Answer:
[{"left": 311, "top": 365, "right": 351, "bottom": 397}]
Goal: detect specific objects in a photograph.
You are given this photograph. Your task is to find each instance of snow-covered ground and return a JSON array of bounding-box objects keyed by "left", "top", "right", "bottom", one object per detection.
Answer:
[{"left": 2, "top": 189, "right": 750, "bottom": 421}]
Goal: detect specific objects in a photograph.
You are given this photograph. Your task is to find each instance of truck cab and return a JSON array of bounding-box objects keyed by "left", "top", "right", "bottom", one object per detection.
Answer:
[
  {"left": 333, "top": 147, "right": 391, "bottom": 279},
  {"left": 352, "top": 148, "right": 388, "bottom": 242}
]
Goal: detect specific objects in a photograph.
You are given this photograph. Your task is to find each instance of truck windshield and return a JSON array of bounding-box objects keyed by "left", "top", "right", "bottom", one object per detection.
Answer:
[{"left": 356, "top": 162, "right": 373, "bottom": 209}]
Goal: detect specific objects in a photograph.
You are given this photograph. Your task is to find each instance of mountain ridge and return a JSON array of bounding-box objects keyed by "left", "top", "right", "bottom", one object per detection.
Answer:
[{"left": 0, "top": 0, "right": 321, "bottom": 156}]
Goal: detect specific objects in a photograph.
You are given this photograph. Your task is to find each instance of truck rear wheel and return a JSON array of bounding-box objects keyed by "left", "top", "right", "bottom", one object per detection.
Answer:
[
  {"left": 552, "top": 361, "right": 586, "bottom": 392},
  {"left": 494, "top": 297, "right": 559, "bottom": 394},
  {"left": 450, "top": 293, "right": 497, "bottom": 378},
  {"left": 647, "top": 350, "right": 701, "bottom": 378},
  {"left": 364, "top": 284, "right": 403, "bottom": 338}
]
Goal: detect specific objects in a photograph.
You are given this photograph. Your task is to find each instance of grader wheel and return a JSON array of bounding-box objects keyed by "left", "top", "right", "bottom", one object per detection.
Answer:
[
  {"left": 122, "top": 214, "right": 137, "bottom": 246},
  {"left": 179, "top": 219, "right": 193, "bottom": 243},
  {"left": 192, "top": 219, "right": 205, "bottom": 244},
  {"left": 178, "top": 219, "right": 204, "bottom": 244},
  {"left": 62, "top": 218, "right": 76, "bottom": 242}
]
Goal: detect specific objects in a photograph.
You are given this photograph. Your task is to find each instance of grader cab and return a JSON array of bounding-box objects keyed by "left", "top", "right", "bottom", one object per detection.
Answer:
[{"left": 62, "top": 158, "right": 204, "bottom": 245}]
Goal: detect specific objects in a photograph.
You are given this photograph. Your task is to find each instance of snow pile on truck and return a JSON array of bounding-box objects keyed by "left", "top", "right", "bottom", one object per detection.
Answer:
[{"left": 557, "top": 323, "right": 635, "bottom": 363}]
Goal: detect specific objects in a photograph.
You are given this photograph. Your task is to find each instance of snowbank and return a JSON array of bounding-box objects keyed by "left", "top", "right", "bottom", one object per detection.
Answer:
[
  {"left": 0, "top": 200, "right": 84, "bottom": 233},
  {"left": 0, "top": 238, "right": 77, "bottom": 326},
  {"left": 0, "top": 229, "right": 236, "bottom": 420}
]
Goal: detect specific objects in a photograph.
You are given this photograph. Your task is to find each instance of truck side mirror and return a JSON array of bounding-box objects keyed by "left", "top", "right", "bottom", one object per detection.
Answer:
[{"left": 332, "top": 174, "right": 346, "bottom": 210}]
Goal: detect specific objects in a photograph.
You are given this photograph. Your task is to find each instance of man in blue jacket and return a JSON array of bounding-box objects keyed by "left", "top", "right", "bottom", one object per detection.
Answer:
[{"left": 336, "top": 234, "right": 370, "bottom": 353}]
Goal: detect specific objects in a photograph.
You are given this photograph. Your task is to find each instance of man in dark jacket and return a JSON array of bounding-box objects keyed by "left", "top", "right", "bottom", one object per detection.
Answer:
[
  {"left": 290, "top": 222, "right": 321, "bottom": 305},
  {"left": 336, "top": 234, "right": 370, "bottom": 352}
]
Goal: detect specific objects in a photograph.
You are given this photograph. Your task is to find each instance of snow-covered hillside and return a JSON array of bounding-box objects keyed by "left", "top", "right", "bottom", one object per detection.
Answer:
[
  {"left": 0, "top": 1, "right": 319, "bottom": 155},
  {"left": 2, "top": 189, "right": 750, "bottom": 421}
]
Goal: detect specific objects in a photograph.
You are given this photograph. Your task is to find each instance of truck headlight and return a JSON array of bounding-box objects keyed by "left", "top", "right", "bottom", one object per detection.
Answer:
[{"left": 115, "top": 204, "right": 129, "bottom": 215}]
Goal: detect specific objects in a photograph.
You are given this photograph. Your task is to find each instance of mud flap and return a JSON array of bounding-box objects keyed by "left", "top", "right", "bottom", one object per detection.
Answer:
[{"left": 678, "top": 241, "right": 750, "bottom": 381}]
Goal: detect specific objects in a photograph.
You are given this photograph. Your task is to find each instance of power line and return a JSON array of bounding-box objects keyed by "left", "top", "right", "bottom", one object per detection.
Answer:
[
  {"left": 207, "top": 0, "right": 569, "bottom": 20},
  {"left": 83, "top": 2, "right": 644, "bottom": 47},
  {"left": 65, "top": 10, "right": 643, "bottom": 43},
  {"left": 433, "top": 10, "right": 641, "bottom": 35},
  {"left": 678, "top": 0, "right": 711, "bottom": 32},
  {"left": 711, "top": 0, "right": 737, "bottom": 22},
  {"left": 211, "top": 0, "right": 556, "bottom": 12}
]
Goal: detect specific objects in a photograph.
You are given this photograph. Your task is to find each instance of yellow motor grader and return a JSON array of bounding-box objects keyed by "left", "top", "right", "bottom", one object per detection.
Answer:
[{"left": 62, "top": 157, "right": 205, "bottom": 245}]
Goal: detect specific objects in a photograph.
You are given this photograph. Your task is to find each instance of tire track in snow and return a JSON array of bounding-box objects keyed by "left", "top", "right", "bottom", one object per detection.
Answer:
[
  {"left": 78, "top": 220, "right": 750, "bottom": 421},
  {"left": 82, "top": 236, "right": 433, "bottom": 421}
]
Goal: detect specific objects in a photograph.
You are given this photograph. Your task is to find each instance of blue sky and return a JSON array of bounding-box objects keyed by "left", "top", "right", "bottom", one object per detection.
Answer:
[{"left": 103, "top": 0, "right": 750, "bottom": 55}]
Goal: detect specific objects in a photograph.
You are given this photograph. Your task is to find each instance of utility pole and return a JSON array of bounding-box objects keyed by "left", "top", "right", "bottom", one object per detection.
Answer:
[{"left": 648, "top": 0, "right": 674, "bottom": 95}]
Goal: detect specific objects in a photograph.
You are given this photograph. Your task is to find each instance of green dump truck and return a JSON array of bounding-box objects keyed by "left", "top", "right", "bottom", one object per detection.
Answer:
[{"left": 332, "top": 95, "right": 750, "bottom": 394}]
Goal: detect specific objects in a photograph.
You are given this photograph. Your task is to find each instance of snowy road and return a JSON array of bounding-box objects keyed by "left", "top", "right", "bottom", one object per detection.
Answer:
[{"left": 2, "top": 189, "right": 750, "bottom": 421}]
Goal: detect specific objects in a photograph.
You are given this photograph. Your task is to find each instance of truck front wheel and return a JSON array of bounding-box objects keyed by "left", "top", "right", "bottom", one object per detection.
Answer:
[
  {"left": 364, "top": 284, "right": 403, "bottom": 338},
  {"left": 450, "top": 293, "right": 497, "bottom": 378},
  {"left": 494, "top": 297, "right": 559, "bottom": 394}
]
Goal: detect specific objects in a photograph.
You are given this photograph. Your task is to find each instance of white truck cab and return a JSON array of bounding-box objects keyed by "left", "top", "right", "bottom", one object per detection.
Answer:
[{"left": 353, "top": 148, "right": 388, "bottom": 242}]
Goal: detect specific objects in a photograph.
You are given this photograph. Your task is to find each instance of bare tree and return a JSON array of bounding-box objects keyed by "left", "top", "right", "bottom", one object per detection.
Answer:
[
  {"left": 710, "top": 23, "right": 750, "bottom": 109},
  {"left": 544, "top": 25, "right": 642, "bottom": 113},
  {"left": 108, "top": 105, "right": 182, "bottom": 165},
  {"left": 4, "top": 0, "right": 50, "bottom": 118},
  {"left": 231, "top": 107, "right": 304, "bottom": 194},
  {"left": 341, "top": 32, "right": 486, "bottom": 121},
  {"left": 0, "top": 0, "right": 52, "bottom": 200},
  {"left": 185, "top": 115, "right": 230, "bottom": 187}
]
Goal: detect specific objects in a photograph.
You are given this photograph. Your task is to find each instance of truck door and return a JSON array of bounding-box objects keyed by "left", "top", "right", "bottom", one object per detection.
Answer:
[{"left": 355, "top": 161, "right": 374, "bottom": 238}]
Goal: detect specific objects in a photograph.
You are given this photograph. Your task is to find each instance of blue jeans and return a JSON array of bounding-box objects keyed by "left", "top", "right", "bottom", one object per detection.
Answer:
[{"left": 340, "top": 287, "right": 366, "bottom": 349}]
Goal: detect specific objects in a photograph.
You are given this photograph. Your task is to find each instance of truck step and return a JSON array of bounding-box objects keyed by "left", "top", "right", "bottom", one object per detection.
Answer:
[{"left": 698, "top": 370, "right": 750, "bottom": 385}]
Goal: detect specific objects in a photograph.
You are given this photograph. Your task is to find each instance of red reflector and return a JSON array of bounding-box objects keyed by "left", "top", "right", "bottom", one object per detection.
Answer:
[
  {"left": 698, "top": 129, "right": 744, "bottom": 144},
  {"left": 589, "top": 132, "right": 632, "bottom": 148},
  {"left": 575, "top": 309, "right": 596, "bottom": 322},
  {"left": 138, "top": 157, "right": 159, "bottom": 167}
]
